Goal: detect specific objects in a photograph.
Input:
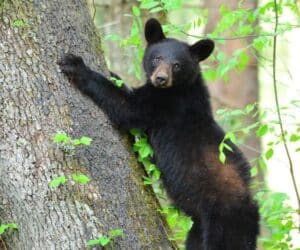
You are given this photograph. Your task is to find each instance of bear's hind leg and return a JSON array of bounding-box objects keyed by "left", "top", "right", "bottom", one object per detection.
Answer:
[
  {"left": 186, "top": 218, "right": 204, "bottom": 250},
  {"left": 202, "top": 201, "right": 259, "bottom": 250}
]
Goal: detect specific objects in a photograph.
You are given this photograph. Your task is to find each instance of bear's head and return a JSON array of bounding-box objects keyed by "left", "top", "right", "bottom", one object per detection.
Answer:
[{"left": 143, "top": 18, "right": 214, "bottom": 88}]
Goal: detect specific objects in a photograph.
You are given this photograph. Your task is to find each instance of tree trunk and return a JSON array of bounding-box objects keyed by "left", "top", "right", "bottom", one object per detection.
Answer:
[
  {"left": 0, "top": 1, "right": 174, "bottom": 249},
  {"left": 204, "top": 0, "right": 261, "bottom": 163}
]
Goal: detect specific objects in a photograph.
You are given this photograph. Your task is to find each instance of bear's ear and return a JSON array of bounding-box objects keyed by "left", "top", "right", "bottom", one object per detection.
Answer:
[
  {"left": 189, "top": 39, "right": 214, "bottom": 62},
  {"left": 145, "top": 18, "right": 166, "bottom": 44}
]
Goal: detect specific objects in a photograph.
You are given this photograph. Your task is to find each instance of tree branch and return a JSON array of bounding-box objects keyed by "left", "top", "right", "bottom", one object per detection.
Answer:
[{"left": 181, "top": 30, "right": 276, "bottom": 41}]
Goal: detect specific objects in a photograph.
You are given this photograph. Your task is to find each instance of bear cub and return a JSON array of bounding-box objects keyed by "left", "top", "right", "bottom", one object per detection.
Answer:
[{"left": 59, "top": 18, "right": 259, "bottom": 250}]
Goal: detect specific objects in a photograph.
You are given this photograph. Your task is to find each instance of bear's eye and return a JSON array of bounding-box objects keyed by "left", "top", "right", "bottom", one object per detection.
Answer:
[
  {"left": 173, "top": 62, "right": 181, "bottom": 71},
  {"left": 153, "top": 57, "right": 162, "bottom": 66}
]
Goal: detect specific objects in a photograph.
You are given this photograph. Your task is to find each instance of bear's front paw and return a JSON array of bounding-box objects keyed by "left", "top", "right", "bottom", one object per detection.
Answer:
[{"left": 58, "top": 53, "right": 86, "bottom": 77}]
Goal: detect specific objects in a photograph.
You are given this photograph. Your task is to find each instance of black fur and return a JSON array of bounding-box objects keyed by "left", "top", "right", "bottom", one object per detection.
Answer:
[{"left": 58, "top": 18, "right": 259, "bottom": 250}]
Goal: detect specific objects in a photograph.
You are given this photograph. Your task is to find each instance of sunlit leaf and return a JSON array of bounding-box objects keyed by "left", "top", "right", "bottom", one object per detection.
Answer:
[
  {"left": 87, "top": 239, "right": 100, "bottom": 246},
  {"left": 72, "top": 173, "right": 90, "bottom": 184},
  {"left": 132, "top": 6, "right": 141, "bottom": 17},
  {"left": 49, "top": 176, "right": 67, "bottom": 188},
  {"left": 80, "top": 136, "right": 92, "bottom": 146},
  {"left": 53, "top": 132, "right": 70, "bottom": 144},
  {"left": 109, "top": 229, "right": 124, "bottom": 237},
  {"left": 99, "top": 236, "right": 110, "bottom": 246},
  {"left": 0, "top": 223, "right": 18, "bottom": 235},
  {"left": 256, "top": 124, "right": 268, "bottom": 137},
  {"left": 265, "top": 148, "right": 274, "bottom": 160}
]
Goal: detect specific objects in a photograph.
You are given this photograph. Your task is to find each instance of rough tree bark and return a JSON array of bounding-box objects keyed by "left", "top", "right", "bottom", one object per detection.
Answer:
[{"left": 0, "top": 0, "right": 174, "bottom": 249}]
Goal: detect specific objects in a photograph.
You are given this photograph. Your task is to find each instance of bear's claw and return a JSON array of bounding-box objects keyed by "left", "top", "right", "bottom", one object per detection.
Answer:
[{"left": 58, "top": 53, "right": 85, "bottom": 75}]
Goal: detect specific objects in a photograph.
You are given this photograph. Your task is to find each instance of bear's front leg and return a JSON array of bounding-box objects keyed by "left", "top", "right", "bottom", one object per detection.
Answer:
[{"left": 58, "top": 54, "right": 141, "bottom": 130}]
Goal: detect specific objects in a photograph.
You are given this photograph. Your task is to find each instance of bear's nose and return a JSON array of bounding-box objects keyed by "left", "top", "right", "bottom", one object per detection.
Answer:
[{"left": 155, "top": 74, "right": 168, "bottom": 87}]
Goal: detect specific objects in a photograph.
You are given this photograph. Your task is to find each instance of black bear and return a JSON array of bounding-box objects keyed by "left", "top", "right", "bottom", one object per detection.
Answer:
[{"left": 58, "top": 18, "right": 259, "bottom": 250}]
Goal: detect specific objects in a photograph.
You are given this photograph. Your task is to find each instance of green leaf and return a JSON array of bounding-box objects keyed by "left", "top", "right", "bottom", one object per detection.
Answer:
[
  {"left": 12, "top": 20, "right": 26, "bottom": 27},
  {"left": 225, "top": 132, "right": 237, "bottom": 144},
  {"left": 49, "top": 176, "right": 67, "bottom": 188},
  {"left": 202, "top": 68, "right": 217, "bottom": 81},
  {"left": 253, "top": 36, "right": 269, "bottom": 50},
  {"left": 110, "top": 77, "right": 124, "bottom": 88},
  {"left": 140, "top": 1, "right": 159, "bottom": 9},
  {"left": 99, "top": 236, "right": 110, "bottom": 246},
  {"left": 152, "top": 168, "right": 161, "bottom": 180},
  {"left": 250, "top": 166, "right": 258, "bottom": 177},
  {"left": 256, "top": 124, "right": 269, "bottom": 137},
  {"left": 72, "top": 139, "right": 81, "bottom": 145},
  {"left": 167, "top": 212, "right": 178, "bottom": 228},
  {"left": 139, "top": 144, "right": 153, "bottom": 158},
  {"left": 147, "top": 163, "right": 157, "bottom": 172},
  {"left": 53, "top": 132, "right": 70, "bottom": 144},
  {"left": 80, "top": 136, "right": 92, "bottom": 145},
  {"left": 238, "top": 51, "right": 249, "bottom": 71},
  {"left": 259, "top": 157, "right": 268, "bottom": 173},
  {"left": 223, "top": 143, "right": 233, "bottom": 152},
  {"left": 7, "top": 223, "right": 17, "bottom": 229},
  {"left": 132, "top": 6, "right": 141, "bottom": 17},
  {"left": 72, "top": 136, "right": 92, "bottom": 146},
  {"left": 87, "top": 239, "right": 100, "bottom": 246},
  {"left": 109, "top": 229, "right": 124, "bottom": 237},
  {"left": 0, "top": 223, "right": 18, "bottom": 235},
  {"left": 219, "top": 152, "right": 226, "bottom": 164},
  {"left": 72, "top": 173, "right": 90, "bottom": 184},
  {"left": 217, "top": 52, "right": 226, "bottom": 62},
  {"left": 248, "top": 12, "right": 257, "bottom": 23},
  {"left": 265, "top": 148, "right": 274, "bottom": 160},
  {"left": 149, "top": 6, "right": 164, "bottom": 13},
  {"left": 143, "top": 176, "right": 153, "bottom": 185},
  {"left": 290, "top": 134, "right": 300, "bottom": 142},
  {"left": 246, "top": 104, "right": 255, "bottom": 114}
]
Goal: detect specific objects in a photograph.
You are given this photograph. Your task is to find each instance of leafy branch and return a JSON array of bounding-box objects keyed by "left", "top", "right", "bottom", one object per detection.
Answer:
[
  {"left": 181, "top": 30, "right": 277, "bottom": 41},
  {"left": 87, "top": 229, "right": 124, "bottom": 247},
  {"left": 272, "top": 0, "right": 300, "bottom": 230}
]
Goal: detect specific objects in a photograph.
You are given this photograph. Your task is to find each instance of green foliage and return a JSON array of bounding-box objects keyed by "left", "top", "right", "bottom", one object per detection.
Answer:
[
  {"left": 73, "top": 136, "right": 92, "bottom": 146},
  {"left": 87, "top": 229, "right": 124, "bottom": 247},
  {"left": 51, "top": 132, "right": 92, "bottom": 188},
  {"left": 108, "top": 229, "right": 124, "bottom": 237},
  {"left": 49, "top": 173, "right": 90, "bottom": 188},
  {"left": 256, "top": 191, "right": 299, "bottom": 250},
  {"left": 219, "top": 132, "right": 236, "bottom": 164},
  {"left": 130, "top": 129, "right": 191, "bottom": 247},
  {"left": 53, "top": 132, "right": 92, "bottom": 154},
  {"left": 49, "top": 175, "right": 67, "bottom": 188},
  {"left": 49, "top": 173, "right": 91, "bottom": 189},
  {"left": 110, "top": 77, "right": 125, "bottom": 88},
  {"left": 217, "top": 99, "right": 300, "bottom": 249},
  {"left": 12, "top": 20, "right": 26, "bottom": 27},
  {"left": 130, "top": 129, "right": 160, "bottom": 187},
  {"left": 217, "top": 103, "right": 260, "bottom": 164},
  {"left": 53, "top": 132, "right": 71, "bottom": 144},
  {"left": 160, "top": 206, "right": 192, "bottom": 243},
  {"left": 0, "top": 223, "right": 18, "bottom": 235},
  {"left": 138, "top": 0, "right": 182, "bottom": 12},
  {"left": 71, "top": 173, "right": 90, "bottom": 184},
  {"left": 256, "top": 124, "right": 269, "bottom": 137}
]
